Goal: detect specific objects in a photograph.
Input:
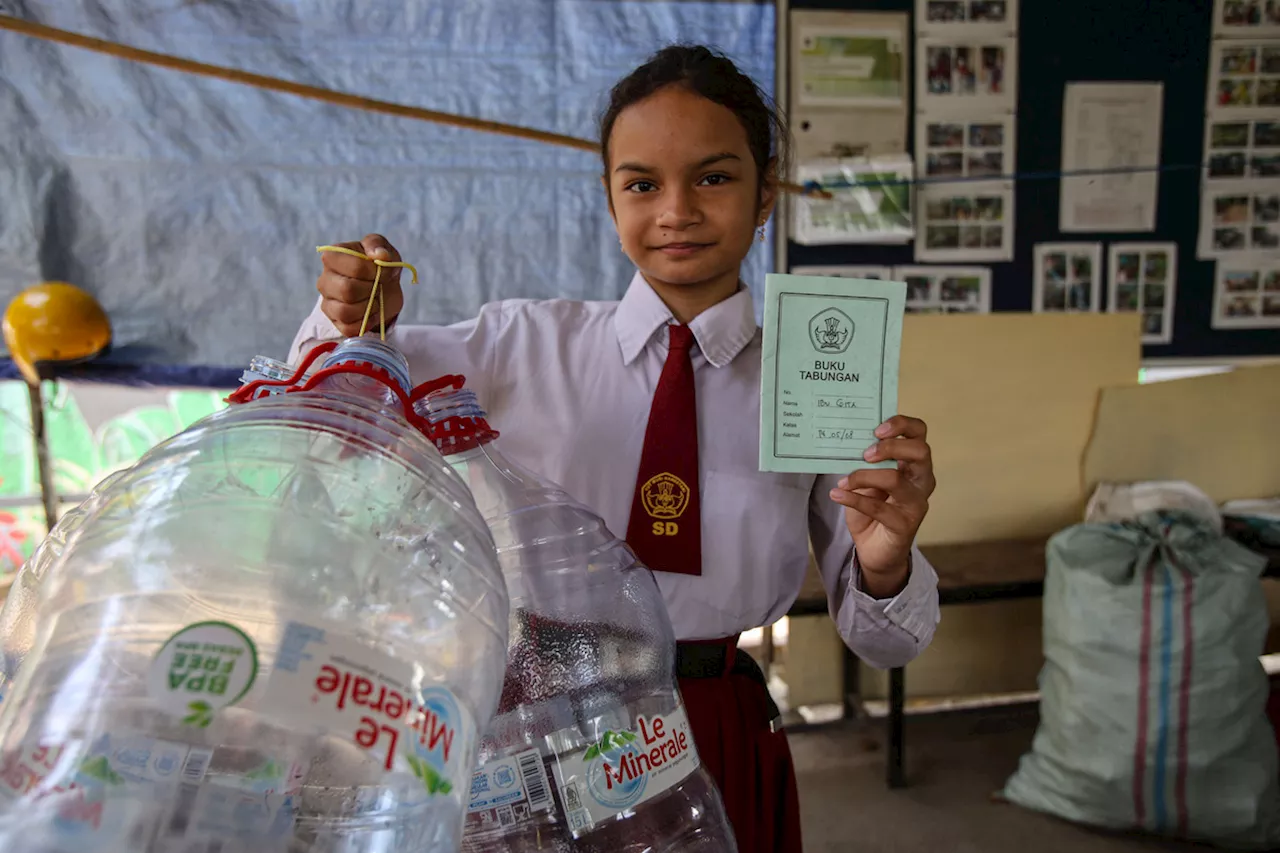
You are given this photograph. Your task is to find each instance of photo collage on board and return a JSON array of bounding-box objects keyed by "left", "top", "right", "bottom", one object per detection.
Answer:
[
  {"left": 1205, "top": 118, "right": 1280, "bottom": 179},
  {"left": 922, "top": 0, "right": 1012, "bottom": 26},
  {"left": 1204, "top": 186, "right": 1280, "bottom": 253},
  {"left": 1202, "top": 9, "right": 1280, "bottom": 335},
  {"left": 790, "top": 266, "right": 892, "bottom": 282},
  {"left": 923, "top": 44, "right": 1008, "bottom": 98},
  {"left": 1217, "top": 0, "right": 1280, "bottom": 37},
  {"left": 790, "top": 266, "right": 993, "bottom": 315},
  {"left": 917, "top": 38, "right": 1017, "bottom": 117},
  {"left": 1108, "top": 244, "right": 1177, "bottom": 344},
  {"left": 1033, "top": 244, "right": 1102, "bottom": 313},
  {"left": 1210, "top": 40, "right": 1280, "bottom": 111},
  {"left": 918, "top": 116, "right": 1014, "bottom": 180},
  {"left": 1213, "top": 258, "right": 1280, "bottom": 327},
  {"left": 914, "top": 0, "right": 1017, "bottom": 263},
  {"left": 917, "top": 187, "right": 1013, "bottom": 261},
  {"left": 895, "top": 266, "right": 993, "bottom": 314}
]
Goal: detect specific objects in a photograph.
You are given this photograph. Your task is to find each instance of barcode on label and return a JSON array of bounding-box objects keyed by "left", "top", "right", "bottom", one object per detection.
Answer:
[
  {"left": 181, "top": 748, "right": 212, "bottom": 782},
  {"left": 517, "top": 749, "right": 552, "bottom": 811},
  {"left": 166, "top": 782, "right": 200, "bottom": 837}
]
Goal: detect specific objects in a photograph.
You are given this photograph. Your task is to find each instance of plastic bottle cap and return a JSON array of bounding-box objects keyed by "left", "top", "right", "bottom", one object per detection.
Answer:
[
  {"left": 321, "top": 338, "right": 412, "bottom": 393},
  {"left": 414, "top": 387, "right": 499, "bottom": 455}
]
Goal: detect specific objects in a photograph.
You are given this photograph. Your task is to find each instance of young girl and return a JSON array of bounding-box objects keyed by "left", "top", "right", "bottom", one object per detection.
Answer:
[{"left": 292, "top": 44, "right": 940, "bottom": 853}]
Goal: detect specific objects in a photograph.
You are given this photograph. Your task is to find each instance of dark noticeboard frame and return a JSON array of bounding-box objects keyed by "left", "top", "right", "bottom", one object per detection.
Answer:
[{"left": 783, "top": 0, "right": 1280, "bottom": 362}]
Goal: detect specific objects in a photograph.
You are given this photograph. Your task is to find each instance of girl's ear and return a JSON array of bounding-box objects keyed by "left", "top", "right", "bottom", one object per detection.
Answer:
[{"left": 758, "top": 157, "right": 779, "bottom": 224}]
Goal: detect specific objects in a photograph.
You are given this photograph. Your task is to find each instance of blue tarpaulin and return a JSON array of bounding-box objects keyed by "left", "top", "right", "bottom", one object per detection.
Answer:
[{"left": 0, "top": 0, "right": 775, "bottom": 384}]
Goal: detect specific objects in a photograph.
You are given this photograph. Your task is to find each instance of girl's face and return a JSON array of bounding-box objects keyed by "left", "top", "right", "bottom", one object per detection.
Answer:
[{"left": 606, "top": 85, "right": 774, "bottom": 292}]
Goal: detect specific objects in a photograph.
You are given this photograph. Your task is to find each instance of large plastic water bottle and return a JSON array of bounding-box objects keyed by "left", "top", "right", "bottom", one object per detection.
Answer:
[
  {"left": 416, "top": 378, "right": 737, "bottom": 853},
  {"left": 0, "top": 469, "right": 126, "bottom": 705},
  {"left": 0, "top": 352, "right": 296, "bottom": 691},
  {"left": 0, "top": 339, "right": 509, "bottom": 853}
]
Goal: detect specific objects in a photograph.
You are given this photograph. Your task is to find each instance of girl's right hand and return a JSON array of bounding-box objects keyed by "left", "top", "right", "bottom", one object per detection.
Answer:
[{"left": 317, "top": 234, "right": 405, "bottom": 337}]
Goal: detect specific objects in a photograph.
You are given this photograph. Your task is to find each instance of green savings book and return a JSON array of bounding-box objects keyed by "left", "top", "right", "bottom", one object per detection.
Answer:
[{"left": 759, "top": 273, "right": 905, "bottom": 474}]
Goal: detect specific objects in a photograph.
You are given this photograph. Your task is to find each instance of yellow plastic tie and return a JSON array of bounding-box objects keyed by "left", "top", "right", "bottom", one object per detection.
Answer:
[{"left": 315, "top": 245, "right": 419, "bottom": 340}]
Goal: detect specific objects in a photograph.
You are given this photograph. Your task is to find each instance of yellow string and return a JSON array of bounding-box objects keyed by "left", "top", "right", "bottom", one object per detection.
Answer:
[{"left": 315, "top": 245, "right": 419, "bottom": 340}]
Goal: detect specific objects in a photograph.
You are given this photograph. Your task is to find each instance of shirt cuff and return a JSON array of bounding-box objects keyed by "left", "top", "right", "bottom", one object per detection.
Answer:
[{"left": 849, "top": 548, "right": 939, "bottom": 642}]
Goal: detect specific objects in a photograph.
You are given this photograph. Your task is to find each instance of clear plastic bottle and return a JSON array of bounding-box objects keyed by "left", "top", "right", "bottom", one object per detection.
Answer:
[
  {"left": 0, "top": 339, "right": 509, "bottom": 853},
  {"left": 416, "top": 380, "right": 737, "bottom": 853},
  {"left": 0, "top": 469, "right": 127, "bottom": 705},
  {"left": 239, "top": 354, "right": 297, "bottom": 392}
]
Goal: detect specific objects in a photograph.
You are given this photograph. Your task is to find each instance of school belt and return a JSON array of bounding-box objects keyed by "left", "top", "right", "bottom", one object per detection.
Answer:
[{"left": 676, "top": 636, "right": 784, "bottom": 732}]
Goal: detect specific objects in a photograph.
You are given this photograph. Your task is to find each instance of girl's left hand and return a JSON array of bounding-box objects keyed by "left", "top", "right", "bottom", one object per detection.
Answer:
[{"left": 828, "top": 415, "right": 936, "bottom": 588}]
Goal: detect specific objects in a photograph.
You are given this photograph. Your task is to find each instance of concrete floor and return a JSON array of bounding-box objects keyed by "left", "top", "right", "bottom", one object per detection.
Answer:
[{"left": 790, "top": 703, "right": 1209, "bottom": 853}]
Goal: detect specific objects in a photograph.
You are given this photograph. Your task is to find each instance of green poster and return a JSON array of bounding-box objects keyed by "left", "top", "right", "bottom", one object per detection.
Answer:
[{"left": 798, "top": 28, "right": 905, "bottom": 106}]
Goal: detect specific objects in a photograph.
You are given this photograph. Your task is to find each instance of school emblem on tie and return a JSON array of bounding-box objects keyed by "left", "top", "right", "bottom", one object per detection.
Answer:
[
  {"left": 626, "top": 324, "right": 702, "bottom": 575},
  {"left": 640, "top": 472, "right": 690, "bottom": 536}
]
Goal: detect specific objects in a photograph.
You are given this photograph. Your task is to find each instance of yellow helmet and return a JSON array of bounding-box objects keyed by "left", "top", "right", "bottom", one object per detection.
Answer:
[{"left": 3, "top": 282, "right": 112, "bottom": 386}]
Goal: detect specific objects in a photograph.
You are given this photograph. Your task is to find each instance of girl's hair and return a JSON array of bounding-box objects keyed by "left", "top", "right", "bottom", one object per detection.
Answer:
[{"left": 599, "top": 44, "right": 789, "bottom": 200}]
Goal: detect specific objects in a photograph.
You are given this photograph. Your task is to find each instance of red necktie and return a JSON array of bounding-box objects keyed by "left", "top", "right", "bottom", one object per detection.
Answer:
[{"left": 626, "top": 324, "right": 701, "bottom": 576}]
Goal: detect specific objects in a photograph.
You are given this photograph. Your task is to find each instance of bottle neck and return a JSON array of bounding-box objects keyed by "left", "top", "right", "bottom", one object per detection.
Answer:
[
  {"left": 240, "top": 355, "right": 294, "bottom": 395},
  {"left": 309, "top": 338, "right": 414, "bottom": 408},
  {"left": 415, "top": 388, "right": 500, "bottom": 456}
]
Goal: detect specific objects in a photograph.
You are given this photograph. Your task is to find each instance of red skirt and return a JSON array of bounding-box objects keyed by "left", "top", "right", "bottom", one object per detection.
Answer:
[{"left": 677, "top": 637, "right": 803, "bottom": 853}]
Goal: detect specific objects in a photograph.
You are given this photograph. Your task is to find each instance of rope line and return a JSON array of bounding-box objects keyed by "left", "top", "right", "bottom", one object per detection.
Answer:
[{"left": 0, "top": 14, "right": 822, "bottom": 197}]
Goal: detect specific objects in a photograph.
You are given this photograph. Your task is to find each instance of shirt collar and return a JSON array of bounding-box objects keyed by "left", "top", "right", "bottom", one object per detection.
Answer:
[{"left": 614, "top": 271, "right": 757, "bottom": 368}]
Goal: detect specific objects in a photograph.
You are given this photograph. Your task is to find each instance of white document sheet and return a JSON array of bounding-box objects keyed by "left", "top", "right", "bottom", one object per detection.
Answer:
[{"left": 1059, "top": 82, "right": 1164, "bottom": 233}]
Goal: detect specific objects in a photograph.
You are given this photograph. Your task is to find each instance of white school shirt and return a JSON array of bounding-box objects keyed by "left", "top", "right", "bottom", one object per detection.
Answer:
[{"left": 290, "top": 273, "right": 941, "bottom": 669}]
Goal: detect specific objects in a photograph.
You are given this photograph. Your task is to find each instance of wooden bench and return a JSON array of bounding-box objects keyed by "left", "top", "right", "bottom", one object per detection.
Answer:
[{"left": 786, "top": 529, "right": 1280, "bottom": 789}]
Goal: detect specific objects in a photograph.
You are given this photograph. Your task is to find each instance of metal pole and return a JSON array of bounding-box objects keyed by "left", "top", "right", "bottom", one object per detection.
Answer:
[
  {"left": 887, "top": 666, "right": 906, "bottom": 788},
  {"left": 26, "top": 380, "right": 58, "bottom": 532},
  {"left": 774, "top": 0, "right": 790, "bottom": 275},
  {"left": 761, "top": 622, "right": 775, "bottom": 677}
]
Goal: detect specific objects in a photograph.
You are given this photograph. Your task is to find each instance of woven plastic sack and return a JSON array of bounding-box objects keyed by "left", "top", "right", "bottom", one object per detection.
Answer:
[{"left": 1002, "top": 510, "right": 1280, "bottom": 849}]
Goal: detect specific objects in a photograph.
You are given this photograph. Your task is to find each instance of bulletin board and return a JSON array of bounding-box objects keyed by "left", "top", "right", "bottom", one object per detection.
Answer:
[{"left": 785, "top": 0, "right": 1280, "bottom": 361}]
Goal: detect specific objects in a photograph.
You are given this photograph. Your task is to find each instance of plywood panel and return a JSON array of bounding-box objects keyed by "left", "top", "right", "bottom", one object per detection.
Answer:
[
  {"left": 781, "top": 615, "right": 844, "bottom": 708},
  {"left": 1083, "top": 363, "right": 1280, "bottom": 503},
  {"left": 899, "top": 313, "right": 1141, "bottom": 545}
]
